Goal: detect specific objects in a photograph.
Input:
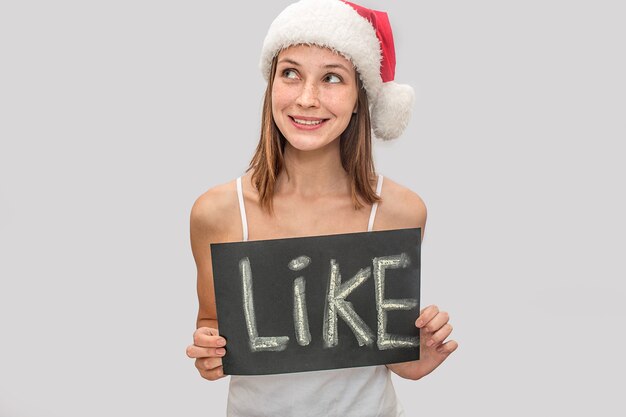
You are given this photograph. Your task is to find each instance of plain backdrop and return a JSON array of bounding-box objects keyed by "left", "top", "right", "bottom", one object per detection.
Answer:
[{"left": 1, "top": 1, "right": 625, "bottom": 416}]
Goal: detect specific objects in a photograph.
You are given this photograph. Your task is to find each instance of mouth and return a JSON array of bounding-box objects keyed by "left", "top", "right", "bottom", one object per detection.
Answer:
[{"left": 288, "top": 116, "right": 329, "bottom": 130}]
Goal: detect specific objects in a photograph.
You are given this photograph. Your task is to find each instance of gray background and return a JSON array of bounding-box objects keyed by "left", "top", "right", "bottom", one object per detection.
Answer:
[{"left": 1, "top": 0, "right": 624, "bottom": 416}]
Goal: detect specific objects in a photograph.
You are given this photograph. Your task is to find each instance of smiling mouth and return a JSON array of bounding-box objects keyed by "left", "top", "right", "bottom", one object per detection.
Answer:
[{"left": 289, "top": 116, "right": 329, "bottom": 126}]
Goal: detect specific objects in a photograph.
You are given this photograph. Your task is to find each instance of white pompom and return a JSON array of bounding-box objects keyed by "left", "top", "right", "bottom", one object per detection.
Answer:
[{"left": 371, "top": 82, "right": 415, "bottom": 141}]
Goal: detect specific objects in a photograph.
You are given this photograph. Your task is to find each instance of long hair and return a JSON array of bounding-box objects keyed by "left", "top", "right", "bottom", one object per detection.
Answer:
[{"left": 247, "top": 54, "right": 381, "bottom": 215}]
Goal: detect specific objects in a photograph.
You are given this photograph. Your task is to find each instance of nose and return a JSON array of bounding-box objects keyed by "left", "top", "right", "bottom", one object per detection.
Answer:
[{"left": 295, "top": 81, "right": 320, "bottom": 108}]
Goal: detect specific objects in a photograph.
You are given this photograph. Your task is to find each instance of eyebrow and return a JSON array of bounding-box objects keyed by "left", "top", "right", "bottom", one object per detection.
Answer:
[{"left": 277, "top": 58, "right": 352, "bottom": 73}]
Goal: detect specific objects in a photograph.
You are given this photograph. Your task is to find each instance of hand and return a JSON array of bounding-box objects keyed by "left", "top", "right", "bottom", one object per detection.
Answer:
[
  {"left": 386, "top": 305, "right": 458, "bottom": 380},
  {"left": 414, "top": 305, "right": 458, "bottom": 375},
  {"left": 186, "top": 327, "right": 227, "bottom": 381}
]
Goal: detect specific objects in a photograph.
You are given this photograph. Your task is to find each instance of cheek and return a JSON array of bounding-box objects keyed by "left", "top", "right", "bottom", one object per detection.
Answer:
[
  {"left": 271, "top": 83, "right": 297, "bottom": 109},
  {"left": 271, "top": 89, "right": 285, "bottom": 123},
  {"left": 326, "top": 92, "right": 357, "bottom": 117}
]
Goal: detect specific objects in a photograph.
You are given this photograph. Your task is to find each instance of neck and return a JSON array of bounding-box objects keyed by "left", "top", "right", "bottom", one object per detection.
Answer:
[{"left": 277, "top": 140, "right": 350, "bottom": 198}]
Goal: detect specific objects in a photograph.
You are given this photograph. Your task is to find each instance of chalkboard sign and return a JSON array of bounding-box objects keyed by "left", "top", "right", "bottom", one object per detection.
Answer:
[{"left": 211, "top": 228, "right": 421, "bottom": 375}]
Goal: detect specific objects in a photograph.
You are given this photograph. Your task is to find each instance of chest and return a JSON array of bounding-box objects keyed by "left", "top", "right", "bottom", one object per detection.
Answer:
[{"left": 239, "top": 194, "right": 375, "bottom": 241}]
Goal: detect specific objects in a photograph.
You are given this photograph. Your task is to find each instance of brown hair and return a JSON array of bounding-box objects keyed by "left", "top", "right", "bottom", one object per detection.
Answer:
[{"left": 247, "top": 54, "right": 381, "bottom": 214}]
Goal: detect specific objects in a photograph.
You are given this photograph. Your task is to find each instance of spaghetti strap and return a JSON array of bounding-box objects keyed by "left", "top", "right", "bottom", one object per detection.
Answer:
[
  {"left": 367, "top": 174, "right": 384, "bottom": 232},
  {"left": 236, "top": 176, "right": 249, "bottom": 242}
]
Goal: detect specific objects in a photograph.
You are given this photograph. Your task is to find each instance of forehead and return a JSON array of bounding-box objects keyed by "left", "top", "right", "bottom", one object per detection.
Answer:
[{"left": 277, "top": 44, "right": 355, "bottom": 71}]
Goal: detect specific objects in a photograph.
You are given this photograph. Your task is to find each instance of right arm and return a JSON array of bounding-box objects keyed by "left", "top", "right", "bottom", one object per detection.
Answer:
[{"left": 185, "top": 189, "right": 229, "bottom": 381}]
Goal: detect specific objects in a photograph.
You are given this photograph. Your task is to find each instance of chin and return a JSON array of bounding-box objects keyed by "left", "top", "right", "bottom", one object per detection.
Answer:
[
  {"left": 284, "top": 136, "right": 336, "bottom": 152},
  {"left": 277, "top": 121, "right": 344, "bottom": 153}
]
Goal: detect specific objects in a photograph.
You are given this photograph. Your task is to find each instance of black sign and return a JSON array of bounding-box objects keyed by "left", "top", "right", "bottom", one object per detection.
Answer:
[{"left": 211, "top": 228, "right": 421, "bottom": 375}]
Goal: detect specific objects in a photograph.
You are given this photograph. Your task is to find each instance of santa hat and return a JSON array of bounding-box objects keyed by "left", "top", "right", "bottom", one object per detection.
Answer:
[{"left": 260, "top": 0, "right": 414, "bottom": 141}]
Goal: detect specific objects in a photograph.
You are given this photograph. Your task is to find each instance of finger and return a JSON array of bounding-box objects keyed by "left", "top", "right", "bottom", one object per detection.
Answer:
[
  {"left": 186, "top": 345, "right": 227, "bottom": 359},
  {"left": 195, "top": 327, "right": 219, "bottom": 337},
  {"left": 422, "top": 311, "right": 450, "bottom": 334},
  {"left": 435, "top": 340, "right": 459, "bottom": 355},
  {"left": 193, "top": 328, "right": 227, "bottom": 348},
  {"left": 426, "top": 323, "right": 453, "bottom": 347},
  {"left": 415, "top": 305, "right": 439, "bottom": 328},
  {"left": 195, "top": 356, "right": 222, "bottom": 373},
  {"left": 200, "top": 365, "right": 225, "bottom": 381}
]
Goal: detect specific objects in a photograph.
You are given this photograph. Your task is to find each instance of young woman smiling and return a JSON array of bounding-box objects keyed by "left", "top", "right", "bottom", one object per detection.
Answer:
[{"left": 185, "top": 1, "right": 458, "bottom": 415}]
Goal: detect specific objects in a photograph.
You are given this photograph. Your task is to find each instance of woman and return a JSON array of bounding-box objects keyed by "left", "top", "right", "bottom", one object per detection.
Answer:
[{"left": 186, "top": 1, "right": 458, "bottom": 415}]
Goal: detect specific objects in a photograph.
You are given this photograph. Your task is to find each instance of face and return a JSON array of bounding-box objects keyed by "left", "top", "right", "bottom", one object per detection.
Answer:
[{"left": 271, "top": 44, "right": 358, "bottom": 152}]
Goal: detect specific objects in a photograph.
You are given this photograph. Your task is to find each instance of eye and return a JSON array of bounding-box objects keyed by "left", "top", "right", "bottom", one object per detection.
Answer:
[
  {"left": 325, "top": 74, "right": 342, "bottom": 84},
  {"left": 282, "top": 69, "right": 299, "bottom": 79}
]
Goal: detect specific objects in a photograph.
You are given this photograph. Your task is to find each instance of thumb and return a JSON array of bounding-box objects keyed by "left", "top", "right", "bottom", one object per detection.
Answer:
[{"left": 197, "top": 327, "right": 219, "bottom": 336}]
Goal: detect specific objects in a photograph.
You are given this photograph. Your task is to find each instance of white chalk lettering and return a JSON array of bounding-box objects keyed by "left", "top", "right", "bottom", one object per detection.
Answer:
[
  {"left": 239, "top": 253, "right": 417, "bottom": 352},
  {"left": 293, "top": 277, "right": 311, "bottom": 346},
  {"left": 288, "top": 255, "right": 311, "bottom": 271},
  {"left": 373, "top": 253, "right": 419, "bottom": 350},
  {"left": 323, "top": 260, "right": 375, "bottom": 348},
  {"left": 240, "top": 257, "right": 289, "bottom": 352}
]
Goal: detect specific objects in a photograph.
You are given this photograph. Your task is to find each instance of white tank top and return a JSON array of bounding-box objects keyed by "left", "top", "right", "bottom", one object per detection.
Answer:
[{"left": 227, "top": 174, "right": 405, "bottom": 417}]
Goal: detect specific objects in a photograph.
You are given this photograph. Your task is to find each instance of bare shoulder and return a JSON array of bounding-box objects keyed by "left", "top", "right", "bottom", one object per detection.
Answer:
[
  {"left": 190, "top": 179, "right": 240, "bottom": 242},
  {"left": 376, "top": 175, "right": 427, "bottom": 231}
]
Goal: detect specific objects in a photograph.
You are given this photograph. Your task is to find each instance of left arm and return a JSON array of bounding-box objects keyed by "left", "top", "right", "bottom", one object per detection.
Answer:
[{"left": 379, "top": 182, "right": 458, "bottom": 379}]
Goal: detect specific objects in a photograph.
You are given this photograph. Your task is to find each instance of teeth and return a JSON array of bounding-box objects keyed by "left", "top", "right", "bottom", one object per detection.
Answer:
[{"left": 293, "top": 118, "right": 323, "bottom": 125}]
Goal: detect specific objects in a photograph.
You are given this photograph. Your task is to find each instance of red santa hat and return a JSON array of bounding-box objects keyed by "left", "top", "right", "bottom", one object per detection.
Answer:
[{"left": 260, "top": 0, "right": 414, "bottom": 141}]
